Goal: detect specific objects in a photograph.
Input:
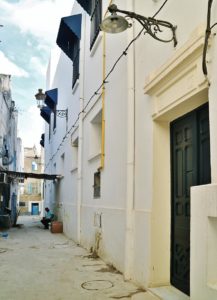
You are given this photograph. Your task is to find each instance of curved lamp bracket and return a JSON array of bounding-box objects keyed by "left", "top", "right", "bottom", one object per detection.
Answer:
[{"left": 101, "top": 4, "right": 177, "bottom": 47}]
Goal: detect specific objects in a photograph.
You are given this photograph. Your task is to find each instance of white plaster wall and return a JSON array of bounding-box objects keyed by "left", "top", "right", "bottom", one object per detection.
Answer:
[
  {"left": 50, "top": 135, "right": 78, "bottom": 237},
  {"left": 80, "top": 44, "right": 128, "bottom": 270},
  {"left": 191, "top": 184, "right": 217, "bottom": 300},
  {"left": 132, "top": 211, "right": 152, "bottom": 287},
  {"left": 99, "top": 207, "right": 126, "bottom": 272},
  {"left": 207, "top": 0, "right": 217, "bottom": 184},
  {"left": 133, "top": 0, "right": 212, "bottom": 290},
  {"left": 0, "top": 75, "right": 13, "bottom": 169},
  {"left": 16, "top": 137, "right": 23, "bottom": 203},
  {"left": 43, "top": 0, "right": 217, "bottom": 297},
  {"left": 44, "top": 2, "right": 82, "bottom": 234},
  {"left": 71, "top": 0, "right": 130, "bottom": 271}
]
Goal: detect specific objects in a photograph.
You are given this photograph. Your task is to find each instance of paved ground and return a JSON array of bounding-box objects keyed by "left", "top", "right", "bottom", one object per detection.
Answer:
[{"left": 0, "top": 216, "right": 160, "bottom": 300}]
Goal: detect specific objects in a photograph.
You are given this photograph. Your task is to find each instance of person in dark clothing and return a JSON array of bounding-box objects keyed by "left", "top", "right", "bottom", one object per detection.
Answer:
[{"left": 40, "top": 207, "right": 52, "bottom": 229}]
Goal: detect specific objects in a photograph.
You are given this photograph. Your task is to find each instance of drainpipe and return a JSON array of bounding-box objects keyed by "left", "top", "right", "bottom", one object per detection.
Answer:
[
  {"left": 77, "top": 13, "right": 86, "bottom": 244},
  {"left": 124, "top": 0, "right": 136, "bottom": 280},
  {"left": 100, "top": 0, "right": 113, "bottom": 170},
  {"left": 100, "top": 32, "right": 106, "bottom": 170}
]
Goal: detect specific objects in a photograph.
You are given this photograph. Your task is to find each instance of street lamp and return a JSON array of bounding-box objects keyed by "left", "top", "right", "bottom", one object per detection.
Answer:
[
  {"left": 100, "top": 4, "right": 177, "bottom": 47},
  {"left": 35, "top": 89, "right": 46, "bottom": 109},
  {"left": 34, "top": 89, "right": 68, "bottom": 119}
]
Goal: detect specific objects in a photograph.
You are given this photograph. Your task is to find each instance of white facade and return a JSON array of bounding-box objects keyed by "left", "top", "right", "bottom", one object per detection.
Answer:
[
  {"left": 0, "top": 74, "right": 21, "bottom": 225},
  {"left": 43, "top": 1, "right": 217, "bottom": 299},
  {"left": 16, "top": 137, "right": 24, "bottom": 202},
  {"left": 0, "top": 74, "right": 19, "bottom": 171}
]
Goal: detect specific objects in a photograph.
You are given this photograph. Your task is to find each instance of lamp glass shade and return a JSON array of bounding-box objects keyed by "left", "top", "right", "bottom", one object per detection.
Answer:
[
  {"left": 35, "top": 89, "right": 46, "bottom": 108},
  {"left": 35, "top": 89, "right": 45, "bottom": 100},
  {"left": 100, "top": 14, "right": 129, "bottom": 33}
]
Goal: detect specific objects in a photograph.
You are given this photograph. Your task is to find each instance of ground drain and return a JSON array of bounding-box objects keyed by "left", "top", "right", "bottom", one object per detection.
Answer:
[{"left": 81, "top": 280, "right": 114, "bottom": 290}]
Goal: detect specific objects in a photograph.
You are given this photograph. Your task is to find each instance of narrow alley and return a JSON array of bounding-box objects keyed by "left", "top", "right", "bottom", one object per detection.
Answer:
[{"left": 0, "top": 216, "right": 157, "bottom": 300}]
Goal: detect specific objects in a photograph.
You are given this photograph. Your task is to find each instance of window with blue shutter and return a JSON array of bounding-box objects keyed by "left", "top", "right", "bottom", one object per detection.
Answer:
[
  {"left": 56, "top": 14, "right": 82, "bottom": 89},
  {"left": 90, "top": 0, "right": 102, "bottom": 50}
]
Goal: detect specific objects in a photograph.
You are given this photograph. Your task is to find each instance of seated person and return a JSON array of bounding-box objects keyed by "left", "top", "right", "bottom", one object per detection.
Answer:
[{"left": 41, "top": 207, "right": 53, "bottom": 229}]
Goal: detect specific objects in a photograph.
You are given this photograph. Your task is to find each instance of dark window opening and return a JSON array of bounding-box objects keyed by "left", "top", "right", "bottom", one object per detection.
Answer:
[
  {"left": 53, "top": 105, "right": 57, "bottom": 131},
  {"left": 93, "top": 171, "right": 101, "bottom": 198},
  {"left": 72, "top": 39, "right": 80, "bottom": 88},
  {"left": 49, "top": 122, "right": 51, "bottom": 140},
  {"left": 90, "top": 0, "right": 102, "bottom": 50}
]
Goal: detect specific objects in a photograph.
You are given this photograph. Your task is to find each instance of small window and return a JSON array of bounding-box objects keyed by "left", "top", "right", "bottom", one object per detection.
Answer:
[
  {"left": 72, "top": 39, "right": 80, "bottom": 88},
  {"left": 90, "top": 0, "right": 102, "bottom": 50},
  {"left": 27, "top": 183, "right": 32, "bottom": 194},
  {"left": 19, "top": 201, "right": 26, "bottom": 207},
  {"left": 32, "top": 162, "right": 38, "bottom": 171},
  {"left": 93, "top": 171, "right": 101, "bottom": 198},
  {"left": 32, "top": 182, "right": 40, "bottom": 195}
]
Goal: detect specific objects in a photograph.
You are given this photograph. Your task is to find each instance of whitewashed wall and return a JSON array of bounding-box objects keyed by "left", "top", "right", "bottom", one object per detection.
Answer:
[{"left": 44, "top": 0, "right": 217, "bottom": 298}]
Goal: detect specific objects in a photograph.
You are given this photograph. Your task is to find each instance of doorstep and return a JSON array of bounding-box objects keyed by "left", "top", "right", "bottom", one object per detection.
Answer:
[{"left": 149, "top": 286, "right": 190, "bottom": 300}]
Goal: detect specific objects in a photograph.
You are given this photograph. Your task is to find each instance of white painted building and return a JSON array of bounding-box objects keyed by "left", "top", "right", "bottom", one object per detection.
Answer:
[
  {"left": 16, "top": 137, "right": 24, "bottom": 203},
  {"left": 0, "top": 74, "right": 21, "bottom": 226},
  {"left": 42, "top": 0, "right": 217, "bottom": 299}
]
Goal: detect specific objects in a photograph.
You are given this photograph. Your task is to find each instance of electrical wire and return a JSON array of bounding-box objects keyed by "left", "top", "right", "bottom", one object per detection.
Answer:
[
  {"left": 202, "top": 0, "right": 214, "bottom": 76},
  {"left": 44, "top": 30, "right": 144, "bottom": 170},
  {"left": 152, "top": 0, "right": 169, "bottom": 18},
  {"left": 44, "top": 0, "right": 170, "bottom": 171}
]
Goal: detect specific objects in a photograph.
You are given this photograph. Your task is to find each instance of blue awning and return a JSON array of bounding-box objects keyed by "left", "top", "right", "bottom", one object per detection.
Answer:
[
  {"left": 76, "top": 0, "right": 91, "bottom": 15},
  {"left": 40, "top": 106, "right": 51, "bottom": 124},
  {"left": 45, "top": 88, "right": 58, "bottom": 111},
  {"left": 56, "top": 14, "right": 82, "bottom": 61}
]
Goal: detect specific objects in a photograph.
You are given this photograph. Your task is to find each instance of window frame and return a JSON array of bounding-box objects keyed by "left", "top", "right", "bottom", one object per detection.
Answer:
[
  {"left": 93, "top": 171, "right": 101, "bottom": 198},
  {"left": 72, "top": 39, "right": 80, "bottom": 89},
  {"left": 90, "top": 0, "right": 102, "bottom": 50}
]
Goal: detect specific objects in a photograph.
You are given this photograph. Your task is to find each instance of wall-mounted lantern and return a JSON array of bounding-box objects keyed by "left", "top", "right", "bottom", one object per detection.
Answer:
[
  {"left": 34, "top": 89, "right": 68, "bottom": 119},
  {"left": 100, "top": 4, "right": 177, "bottom": 47}
]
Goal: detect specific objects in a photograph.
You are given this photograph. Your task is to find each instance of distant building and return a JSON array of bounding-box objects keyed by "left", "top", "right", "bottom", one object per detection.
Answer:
[
  {"left": 16, "top": 137, "right": 24, "bottom": 208},
  {"left": 19, "top": 146, "right": 43, "bottom": 215}
]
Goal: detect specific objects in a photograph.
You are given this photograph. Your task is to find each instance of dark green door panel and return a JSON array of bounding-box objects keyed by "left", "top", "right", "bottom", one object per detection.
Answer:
[
  {"left": 198, "top": 107, "right": 211, "bottom": 185},
  {"left": 170, "top": 103, "right": 211, "bottom": 295}
]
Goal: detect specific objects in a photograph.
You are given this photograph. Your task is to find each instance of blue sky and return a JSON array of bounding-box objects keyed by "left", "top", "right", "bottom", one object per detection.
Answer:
[{"left": 0, "top": 0, "right": 73, "bottom": 150}]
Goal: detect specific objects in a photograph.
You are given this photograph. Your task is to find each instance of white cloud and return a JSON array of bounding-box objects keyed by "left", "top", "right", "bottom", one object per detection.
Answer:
[
  {"left": 18, "top": 105, "right": 44, "bottom": 150},
  {"left": 36, "top": 44, "right": 50, "bottom": 52},
  {"left": 30, "top": 56, "right": 47, "bottom": 76},
  {"left": 27, "top": 40, "right": 33, "bottom": 47},
  {"left": 0, "top": 0, "right": 74, "bottom": 149},
  {"left": 0, "top": 0, "right": 74, "bottom": 45},
  {"left": 0, "top": 50, "right": 29, "bottom": 77}
]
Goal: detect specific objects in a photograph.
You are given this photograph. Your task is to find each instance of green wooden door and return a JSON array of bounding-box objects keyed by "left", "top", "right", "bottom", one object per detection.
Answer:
[{"left": 170, "top": 103, "right": 211, "bottom": 295}]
